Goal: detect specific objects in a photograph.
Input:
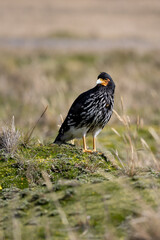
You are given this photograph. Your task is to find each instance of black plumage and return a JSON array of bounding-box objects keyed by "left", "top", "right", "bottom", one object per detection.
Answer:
[{"left": 54, "top": 72, "right": 115, "bottom": 152}]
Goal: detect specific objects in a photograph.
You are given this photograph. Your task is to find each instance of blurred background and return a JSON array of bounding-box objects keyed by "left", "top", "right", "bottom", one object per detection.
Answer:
[{"left": 0, "top": 0, "right": 160, "bottom": 141}]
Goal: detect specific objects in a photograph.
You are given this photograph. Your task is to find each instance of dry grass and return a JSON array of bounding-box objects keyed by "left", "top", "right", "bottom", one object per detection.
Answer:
[
  {"left": 96, "top": 96, "right": 160, "bottom": 176},
  {"left": 0, "top": 2, "right": 160, "bottom": 239},
  {"left": 0, "top": 0, "right": 160, "bottom": 49},
  {"left": 0, "top": 50, "right": 160, "bottom": 141},
  {"left": 0, "top": 116, "right": 21, "bottom": 156},
  {"left": 42, "top": 171, "right": 78, "bottom": 240},
  {"left": 23, "top": 105, "right": 48, "bottom": 146},
  {"left": 112, "top": 98, "right": 160, "bottom": 175},
  {"left": 129, "top": 208, "right": 160, "bottom": 240},
  {"left": 0, "top": 50, "right": 159, "bottom": 175}
]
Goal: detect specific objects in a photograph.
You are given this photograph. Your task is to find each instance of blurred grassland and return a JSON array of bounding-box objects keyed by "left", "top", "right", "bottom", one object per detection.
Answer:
[
  {"left": 1, "top": 0, "right": 160, "bottom": 45},
  {"left": 0, "top": 1, "right": 160, "bottom": 239},
  {"left": 0, "top": 43, "right": 160, "bottom": 240},
  {"left": 0, "top": 49, "right": 160, "bottom": 142}
]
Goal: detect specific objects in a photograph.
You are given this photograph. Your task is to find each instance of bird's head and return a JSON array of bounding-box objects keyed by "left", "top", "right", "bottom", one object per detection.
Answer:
[{"left": 96, "top": 72, "right": 114, "bottom": 88}]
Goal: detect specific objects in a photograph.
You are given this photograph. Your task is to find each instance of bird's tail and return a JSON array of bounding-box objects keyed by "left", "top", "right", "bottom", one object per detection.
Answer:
[{"left": 54, "top": 133, "right": 65, "bottom": 145}]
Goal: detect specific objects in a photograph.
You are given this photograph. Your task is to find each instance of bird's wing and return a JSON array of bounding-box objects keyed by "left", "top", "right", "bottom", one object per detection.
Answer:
[
  {"left": 59, "top": 88, "right": 98, "bottom": 133},
  {"left": 58, "top": 85, "right": 113, "bottom": 137}
]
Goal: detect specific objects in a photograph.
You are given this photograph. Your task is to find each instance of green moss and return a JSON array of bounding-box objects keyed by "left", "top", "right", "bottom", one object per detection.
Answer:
[
  {"left": 0, "top": 135, "right": 160, "bottom": 239},
  {"left": 0, "top": 144, "right": 114, "bottom": 189},
  {"left": 0, "top": 171, "right": 160, "bottom": 239},
  {"left": 0, "top": 158, "right": 29, "bottom": 189},
  {"left": 37, "top": 227, "right": 46, "bottom": 239}
]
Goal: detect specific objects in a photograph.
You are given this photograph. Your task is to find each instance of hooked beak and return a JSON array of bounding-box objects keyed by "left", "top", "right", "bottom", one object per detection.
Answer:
[{"left": 96, "top": 78, "right": 110, "bottom": 86}]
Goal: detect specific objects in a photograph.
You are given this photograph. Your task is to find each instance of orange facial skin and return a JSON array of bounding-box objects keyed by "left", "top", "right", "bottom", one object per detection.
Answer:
[{"left": 99, "top": 78, "right": 110, "bottom": 86}]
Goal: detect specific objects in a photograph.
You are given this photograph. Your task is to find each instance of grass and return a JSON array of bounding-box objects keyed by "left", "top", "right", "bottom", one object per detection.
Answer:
[
  {"left": 129, "top": 209, "right": 160, "bottom": 240},
  {"left": 0, "top": 159, "right": 159, "bottom": 239},
  {"left": 0, "top": 144, "right": 114, "bottom": 189},
  {"left": 111, "top": 100, "right": 160, "bottom": 175},
  {"left": 0, "top": 117, "right": 159, "bottom": 239},
  {"left": 0, "top": 49, "right": 160, "bottom": 239},
  {"left": 0, "top": 50, "right": 160, "bottom": 135},
  {"left": 0, "top": 0, "right": 160, "bottom": 47},
  {"left": 0, "top": 116, "right": 21, "bottom": 157}
]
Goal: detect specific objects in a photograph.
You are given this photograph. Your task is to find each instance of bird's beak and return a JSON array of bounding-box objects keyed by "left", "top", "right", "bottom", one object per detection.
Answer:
[{"left": 96, "top": 78, "right": 110, "bottom": 86}]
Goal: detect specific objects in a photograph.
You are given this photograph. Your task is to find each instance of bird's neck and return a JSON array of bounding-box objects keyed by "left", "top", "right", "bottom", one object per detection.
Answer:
[{"left": 95, "top": 84, "right": 114, "bottom": 94}]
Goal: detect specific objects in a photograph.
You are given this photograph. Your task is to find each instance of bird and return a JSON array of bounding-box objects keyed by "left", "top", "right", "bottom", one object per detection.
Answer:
[{"left": 54, "top": 72, "right": 115, "bottom": 152}]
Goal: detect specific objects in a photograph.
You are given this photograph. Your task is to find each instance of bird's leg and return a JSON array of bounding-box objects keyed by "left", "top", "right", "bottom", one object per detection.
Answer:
[
  {"left": 93, "top": 136, "right": 96, "bottom": 152},
  {"left": 83, "top": 135, "right": 87, "bottom": 152},
  {"left": 82, "top": 135, "right": 92, "bottom": 153}
]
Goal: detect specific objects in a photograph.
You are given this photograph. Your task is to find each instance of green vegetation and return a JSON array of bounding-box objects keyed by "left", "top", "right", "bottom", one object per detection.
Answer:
[
  {"left": 0, "top": 50, "right": 160, "bottom": 134},
  {"left": 0, "top": 144, "right": 114, "bottom": 189},
  {"left": 0, "top": 143, "right": 159, "bottom": 240},
  {"left": 0, "top": 124, "right": 160, "bottom": 239},
  {"left": 0, "top": 50, "right": 160, "bottom": 239}
]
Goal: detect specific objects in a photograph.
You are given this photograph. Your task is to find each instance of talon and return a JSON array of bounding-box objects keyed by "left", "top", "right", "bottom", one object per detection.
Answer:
[
  {"left": 82, "top": 135, "right": 98, "bottom": 153},
  {"left": 83, "top": 149, "right": 98, "bottom": 153},
  {"left": 83, "top": 149, "right": 93, "bottom": 153}
]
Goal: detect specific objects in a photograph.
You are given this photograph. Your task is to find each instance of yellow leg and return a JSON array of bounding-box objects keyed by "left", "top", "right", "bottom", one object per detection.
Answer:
[
  {"left": 83, "top": 135, "right": 97, "bottom": 153},
  {"left": 93, "top": 136, "right": 96, "bottom": 152},
  {"left": 83, "top": 135, "right": 87, "bottom": 151},
  {"left": 83, "top": 135, "right": 92, "bottom": 153}
]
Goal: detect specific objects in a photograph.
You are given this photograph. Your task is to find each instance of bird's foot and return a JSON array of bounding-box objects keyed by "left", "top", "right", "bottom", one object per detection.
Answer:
[{"left": 83, "top": 149, "right": 97, "bottom": 153}]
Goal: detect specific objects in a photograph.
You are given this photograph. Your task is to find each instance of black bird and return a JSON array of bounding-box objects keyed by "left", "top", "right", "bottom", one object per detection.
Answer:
[{"left": 54, "top": 72, "right": 115, "bottom": 152}]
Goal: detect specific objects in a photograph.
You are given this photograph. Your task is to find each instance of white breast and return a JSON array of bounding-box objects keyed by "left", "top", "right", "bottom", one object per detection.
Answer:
[
  {"left": 93, "top": 128, "right": 102, "bottom": 137},
  {"left": 62, "top": 126, "right": 88, "bottom": 141}
]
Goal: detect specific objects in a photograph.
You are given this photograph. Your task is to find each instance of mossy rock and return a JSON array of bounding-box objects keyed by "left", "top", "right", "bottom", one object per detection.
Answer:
[
  {"left": 0, "top": 144, "right": 115, "bottom": 189},
  {"left": 0, "top": 144, "right": 160, "bottom": 239}
]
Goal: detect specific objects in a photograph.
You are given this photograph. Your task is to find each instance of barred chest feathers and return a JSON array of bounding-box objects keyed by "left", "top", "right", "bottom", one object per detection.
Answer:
[{"left": 79, "top": 89, "right": 114, "bottom": 133}]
